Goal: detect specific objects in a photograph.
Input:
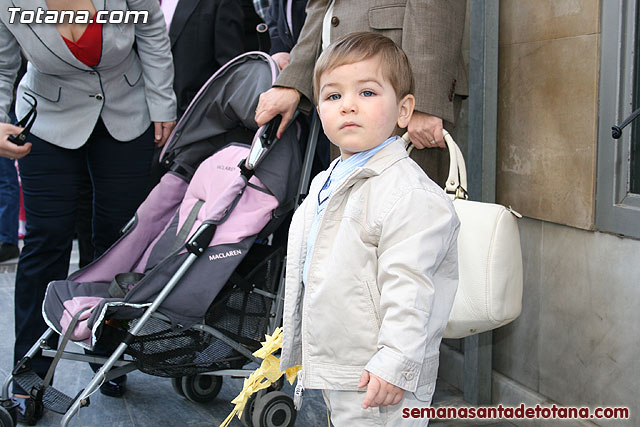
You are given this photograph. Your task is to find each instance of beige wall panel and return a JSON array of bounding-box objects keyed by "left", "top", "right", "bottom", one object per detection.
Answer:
[
  {"left": 496, "top": 35, "right": 598, "bottom": 229},
  {"left": 495, "top": 220, "right": 640, "bottom": 422},
  {"left": 500, "top": 0, "right": 599, "bottom": 45},
  {"left": 493, "top": 218, "right": 542, "bottom": 392}
]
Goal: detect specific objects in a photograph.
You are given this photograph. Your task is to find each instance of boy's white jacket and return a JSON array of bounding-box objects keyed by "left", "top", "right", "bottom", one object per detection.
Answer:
[{"left": 281, "top": 139, "right": 460, "bottom": 402}]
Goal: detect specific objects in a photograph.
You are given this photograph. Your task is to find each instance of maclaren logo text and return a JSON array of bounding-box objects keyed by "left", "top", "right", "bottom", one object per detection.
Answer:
[{"left": 209, "top": 249, "right": 242, "bottom": 261}]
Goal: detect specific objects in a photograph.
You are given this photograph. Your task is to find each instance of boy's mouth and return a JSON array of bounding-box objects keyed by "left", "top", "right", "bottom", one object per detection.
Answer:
[{"left": 340, "top": 122, "right": 360, "bottom": 129}]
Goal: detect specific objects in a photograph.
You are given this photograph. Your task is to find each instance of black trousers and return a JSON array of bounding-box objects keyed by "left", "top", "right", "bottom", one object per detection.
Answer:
[{"left": 13, "top": 119, "right": 154, "bottom": 392}]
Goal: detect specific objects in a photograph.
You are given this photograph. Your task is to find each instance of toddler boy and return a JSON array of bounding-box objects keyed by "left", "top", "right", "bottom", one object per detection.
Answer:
[{"left": 280, "top": 32, "right": 460, "bottom": 426}]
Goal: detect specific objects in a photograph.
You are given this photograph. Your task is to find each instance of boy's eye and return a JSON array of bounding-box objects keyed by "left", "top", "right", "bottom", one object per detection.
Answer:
[
  {"left": 328, "top": 93, "right": 341, "bottom": 101},
  {"left": 361, "top": 90, "right": 375, "bottom": 97}
]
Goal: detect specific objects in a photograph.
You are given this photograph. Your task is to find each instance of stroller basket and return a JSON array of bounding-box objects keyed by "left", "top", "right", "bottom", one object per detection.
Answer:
[{"left": 124, "top": 243, "right": 283, "bottom": 377}]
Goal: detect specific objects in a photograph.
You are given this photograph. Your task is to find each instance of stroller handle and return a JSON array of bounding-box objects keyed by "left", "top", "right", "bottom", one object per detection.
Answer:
[{"left": 246, "top": 113, "right": 299, "bottom": 171}]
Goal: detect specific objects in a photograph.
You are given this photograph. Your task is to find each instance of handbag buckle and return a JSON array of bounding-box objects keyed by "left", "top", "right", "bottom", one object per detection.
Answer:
[{"left": 455, "top": 186, "right": 469, "bottom": 200}]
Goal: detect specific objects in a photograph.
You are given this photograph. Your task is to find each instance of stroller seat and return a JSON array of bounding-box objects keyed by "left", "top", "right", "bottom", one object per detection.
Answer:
[{"left": 42, "top": 142, "right": 279, "bottom": 350}]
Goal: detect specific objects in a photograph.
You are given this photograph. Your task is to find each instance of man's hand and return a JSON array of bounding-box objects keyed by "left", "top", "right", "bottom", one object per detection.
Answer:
[
  {"left": 254, "top": 87, "right": 300, "bottom": 139},
  {"left": 407, "top": 111, "right": 445, "bottom": 149},
  {"left": 358, "top": 370, "right": 404, "bottom": 409},
  {"left": 0, "top": 123, "right": 31, "bottom": 159},
  {"left": 153, "top": 121, "right": 176, "bottom": 147},
  {"left": 272, "top": 52, "right": 291, "bottom": 71}
]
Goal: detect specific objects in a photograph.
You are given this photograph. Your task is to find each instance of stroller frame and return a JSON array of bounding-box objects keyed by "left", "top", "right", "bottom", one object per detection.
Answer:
[{"left": 0, "top": 87, "right": 321, "bottom": 427}]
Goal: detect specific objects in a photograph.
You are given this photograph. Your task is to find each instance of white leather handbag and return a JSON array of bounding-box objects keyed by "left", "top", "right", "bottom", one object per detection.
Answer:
[{"left": 404, "top": 131, "right": 523, "bottom": 339}]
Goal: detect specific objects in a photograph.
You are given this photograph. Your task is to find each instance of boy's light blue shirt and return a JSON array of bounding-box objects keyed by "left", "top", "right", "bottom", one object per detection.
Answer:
[{"left": 302, "top": 136, "right": 398, "bottom": 284}]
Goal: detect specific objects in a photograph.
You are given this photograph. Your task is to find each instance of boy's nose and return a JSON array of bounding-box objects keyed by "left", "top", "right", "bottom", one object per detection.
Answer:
[{"left": 340, "top": 96, "right": 357, "bottom": 114}]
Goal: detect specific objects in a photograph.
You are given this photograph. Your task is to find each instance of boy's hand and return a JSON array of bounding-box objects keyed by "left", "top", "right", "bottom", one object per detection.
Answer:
[{"left": 358, "top": 370, "right": 404, "bottom": 409}]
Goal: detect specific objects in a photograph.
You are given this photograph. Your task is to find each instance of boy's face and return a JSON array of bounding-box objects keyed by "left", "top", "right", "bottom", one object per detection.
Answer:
[{"left": 316, "top": 57, "right": 414, "bottom": 160}]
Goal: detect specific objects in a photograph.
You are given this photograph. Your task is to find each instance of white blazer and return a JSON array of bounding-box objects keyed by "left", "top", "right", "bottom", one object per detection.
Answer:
[{"left": 0, "top": 0, "right": 177, "bottom": 148}]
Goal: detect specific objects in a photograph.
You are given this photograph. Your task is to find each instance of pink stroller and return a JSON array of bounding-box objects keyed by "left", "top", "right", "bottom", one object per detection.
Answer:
[{"left": 0, "top": 52, "right": 316, "bottom": 427}]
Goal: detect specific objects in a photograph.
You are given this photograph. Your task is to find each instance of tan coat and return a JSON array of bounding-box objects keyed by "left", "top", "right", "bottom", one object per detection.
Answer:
[{"left": 275, "top": 0, "right": 468, "bottom": 185}]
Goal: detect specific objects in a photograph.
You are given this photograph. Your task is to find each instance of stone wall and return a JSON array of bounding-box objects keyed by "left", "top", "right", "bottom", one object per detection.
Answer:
[{"left": 496, "top": 0, "right": 600, "bottom": 230}]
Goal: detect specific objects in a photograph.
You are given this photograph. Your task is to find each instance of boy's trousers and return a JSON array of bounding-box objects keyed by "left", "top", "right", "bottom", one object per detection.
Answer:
[{"left": 322, "top": 389, "right": 433, "bottom": 426}]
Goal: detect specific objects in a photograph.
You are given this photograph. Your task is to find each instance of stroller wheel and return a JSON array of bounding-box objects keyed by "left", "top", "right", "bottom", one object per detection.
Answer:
[
  {"left": 181, "top": 374, "right": 222, "bottom": 403},
  {"left": 251, "top": 391, "right": 296, "bottom": 427},
  {"left": 170, "top": 377, "right": 185, "bottom": 397},
  {"left": 240, "top": 392, "right": 259, "bottom": 427},
  {"left": 21, "top": 398, "right": 42, "bottom": 426},
  {"left": 0, "top": 404, "right": 16, "bottom": 427},
  {"left": 0, "top": 399, "right": 18, "bottom": 427}
]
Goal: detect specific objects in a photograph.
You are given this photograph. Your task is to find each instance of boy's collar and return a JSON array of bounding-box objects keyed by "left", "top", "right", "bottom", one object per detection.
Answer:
[{"left": 327, "top": 137, "right": 409, "bottom": 178}]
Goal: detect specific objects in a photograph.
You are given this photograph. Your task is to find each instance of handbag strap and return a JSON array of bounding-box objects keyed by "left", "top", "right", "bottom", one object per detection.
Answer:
[
  {"left": 443, "top": 130, "right": 468, "bottom": 200},
  {"left": 401, "top": 131, "right": 468, "bottom": 200}
]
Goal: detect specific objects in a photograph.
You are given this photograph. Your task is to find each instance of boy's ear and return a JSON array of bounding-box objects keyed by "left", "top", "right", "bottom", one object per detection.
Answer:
[{"left": 397, "top": 94, "right": 415, "bottom": 129}]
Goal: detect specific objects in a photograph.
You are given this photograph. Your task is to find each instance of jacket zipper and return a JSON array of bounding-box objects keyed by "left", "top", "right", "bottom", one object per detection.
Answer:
[
  {"left": 295, "top": 168, "right": 361, "bottom": 409},
  {"left": 294, "top": 370, "right": 304, "bottom": 410}
]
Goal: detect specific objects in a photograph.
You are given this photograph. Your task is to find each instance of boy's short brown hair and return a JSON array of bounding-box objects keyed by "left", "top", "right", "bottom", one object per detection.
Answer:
[{"left": 313, "top": 32, "right": 415, "bottom": 103}]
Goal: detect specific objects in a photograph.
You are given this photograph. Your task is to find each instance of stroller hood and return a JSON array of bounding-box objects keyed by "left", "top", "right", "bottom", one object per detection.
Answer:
[
  {"left": 161, "top": 53, "right": 277, "bottom": 173},
  {"left": 160, "top": 51, "right": 298, "bottom": 205}
]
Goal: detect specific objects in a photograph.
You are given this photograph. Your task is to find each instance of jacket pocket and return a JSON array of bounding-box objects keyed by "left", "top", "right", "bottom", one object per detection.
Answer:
[
  {"left": 24, "top": 76, "right": 61, "bottom": 103},
  {"left": 368, "top": 4, "right": 405, "bottom": 30},
  {"left": 363, "top": 279, "right": 381, "bottom": 327},
  {"left": 123, "top": 68, "right": 143, "bottom": 87}
]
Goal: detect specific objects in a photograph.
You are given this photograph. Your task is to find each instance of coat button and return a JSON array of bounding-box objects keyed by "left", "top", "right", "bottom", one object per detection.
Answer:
[
  {"left": 331, "top": 16, "right": 339, "bottom": 26},
  {"left": 95, "top": 94, "right": 104, "bottom": 101}
]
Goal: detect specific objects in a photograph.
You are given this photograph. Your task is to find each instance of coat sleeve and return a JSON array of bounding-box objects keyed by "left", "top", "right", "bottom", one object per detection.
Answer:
[
  {"left": 273, "top": 0, "right": 329, "bottom": 113},
  {"left": 214, "top": 0, "right": 246, "bottom": 66},
  {"left": 364, "top": 188, "right": 459, "bottom": 392},
  {"left": 402, "top": 0, "right": 466, "bottom": 123},
  {"left": 127, "top": 0, "right": 177, "bottom": 122},
  {"left": 266, "top": 0, "right": 287, "bottom": 54},
  {"left": 0, "top": 18, "right": 21, "bottom": 123}
]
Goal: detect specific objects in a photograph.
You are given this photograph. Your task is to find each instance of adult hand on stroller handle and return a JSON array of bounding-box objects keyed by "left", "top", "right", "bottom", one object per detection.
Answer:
[{"left": 254, "top": 87, "right": 300, "bottom": 139}]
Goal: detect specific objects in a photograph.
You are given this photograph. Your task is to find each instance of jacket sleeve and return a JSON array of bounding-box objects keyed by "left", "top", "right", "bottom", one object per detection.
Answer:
[
  {"left": 214, "top": 0, "right": 246, "bottom": 66},
  {"left": 402, "top": 0, "right": 466, "bottom": 123},
  {"left": 127, "top": 0, "right": 177, "bottom": 122},
  {"left": 0, "top": 18, "right": 21, "bottom": 123},
  {"left": 364, "top": 188, "right": 459, "bottom": 392},
  {"left": 266, "top": 0, "right": 286, "bottom": 54},
  {"left": 273, "top": 0, "right": 329, "bottom": 113}
]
